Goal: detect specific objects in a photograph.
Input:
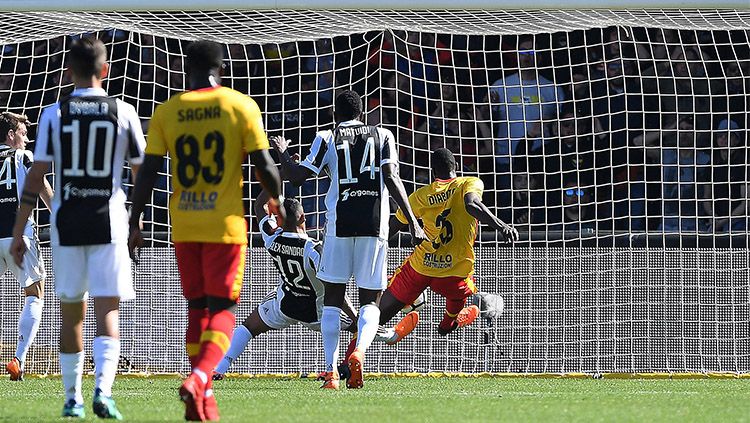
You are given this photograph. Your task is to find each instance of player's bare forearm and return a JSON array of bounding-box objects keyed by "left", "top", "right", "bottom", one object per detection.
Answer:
[
  {"left": 13, "top": 162, "right": 48, "bottom": 238},
  {"left": 278, "top": 149, "right": 311, "bottom": 187},
  {"left": 39, "top": 174, "right": 54, "bottom": 211},
  {"left": 253, "top": 188, "right": 271, "bottom": 222},
  {"left": 250, "top": 149, "right": 282, "bottom": 200},
  {"left": 388, "top": 216, "right": 408, "bottom": 241},
  {"left": 128, "top": 154, "right": 162, "bottom": 230},
  {"left": 465, "top": 192, "right": 518, "bottom": 242},
  {"left": 383, "top": 164, "right": 417, "bottom": 227}
]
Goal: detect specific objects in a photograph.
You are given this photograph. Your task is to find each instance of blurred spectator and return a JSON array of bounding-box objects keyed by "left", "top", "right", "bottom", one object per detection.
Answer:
[{"left": 702, "top": 119, "right": 749, "bottom": 232}]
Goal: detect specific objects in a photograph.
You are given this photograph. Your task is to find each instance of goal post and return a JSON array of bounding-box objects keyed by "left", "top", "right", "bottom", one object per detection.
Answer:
[{"left": 0, "top": 5, "right": 748, "bottom": 376}]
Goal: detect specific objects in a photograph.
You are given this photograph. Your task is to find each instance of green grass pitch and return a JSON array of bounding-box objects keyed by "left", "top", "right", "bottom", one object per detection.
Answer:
[{"left": 1, "top": 376, "right": 749, "bottom": 422}]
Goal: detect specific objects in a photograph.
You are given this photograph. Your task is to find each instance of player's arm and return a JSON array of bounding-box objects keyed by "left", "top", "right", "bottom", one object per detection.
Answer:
[
  {"left": 10, "top": 161, "right": 51, "bottom": 266},
  {"left": 249, "top": 149, "right": 285, "bottom": 225},
  {"left": 464, "top": 192, "right": 519, "bottom": 243},
  {"left": 269, "top": 135, "right": 314, "bottom": 187},
  {"left": 253, "top": 188, "right": 279, "bottom": 238},
  {"left": 39, "top": 176, "right": 54, "bottom": 211},
  {"left": 383, "top": 163, "right": 426, "bottom": 246},
  {"left": 388, "top": 215, "right": 408, "bottom": 241},
  {"left": 127, "top": 154, "right": 163, "bottom": 261},
  {"left": 341, "top": 294, "right": 358, "bottom": 323}
]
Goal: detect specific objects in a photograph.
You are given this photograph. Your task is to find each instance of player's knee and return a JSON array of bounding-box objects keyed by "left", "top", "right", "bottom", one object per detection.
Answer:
[
  {"left": 187, "top": 297, "right": 208, "bottom": 309},
  {"left": 322, "top": 283, "right": 346, "bottom": 306},
  {"left": 206, "top": 296, "right": 237, "bottom": 313}
]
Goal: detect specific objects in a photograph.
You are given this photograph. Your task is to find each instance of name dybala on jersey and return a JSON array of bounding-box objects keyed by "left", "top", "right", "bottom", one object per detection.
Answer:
[
  {"left": 260, "top": 214, "right": 324, "bottom": 323},
  {"left": 396, "top": 176, "right": 484, "bottom": 278},
  {"left": 147, "top": 86, "right": 269, "bottom": 244},
  {"left": 300, "top": 120, "right": 398, "bottom": 239},
  {"left": 35, "top": 88, "right": 146, "bottom": 246},
  {"left": 0, "top": 145, "right": 37, "bottom": 240}
]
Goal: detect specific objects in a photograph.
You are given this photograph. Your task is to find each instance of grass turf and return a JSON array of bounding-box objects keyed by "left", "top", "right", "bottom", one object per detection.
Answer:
[{"left": 1, "top": 376, "right": 749, "bottom": 422}]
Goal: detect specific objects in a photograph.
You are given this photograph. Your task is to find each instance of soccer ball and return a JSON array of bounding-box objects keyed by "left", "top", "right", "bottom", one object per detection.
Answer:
[{"left": 401, "top": 291, "right": 427, "bottom": 313}]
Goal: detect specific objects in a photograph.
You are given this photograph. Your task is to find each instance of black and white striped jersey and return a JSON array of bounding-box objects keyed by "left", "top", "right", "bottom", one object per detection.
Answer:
[
  {"left": 260, "top": 214, "right": 324, "bottom": 323},
  {"left": 34, "top": 88, "right": 146, "bottom": 246},
  {"left": 300, "top": 120, "right": 398, "bottom": 239},
  {"left": 0, "top": 145, "right": 36, "bottom": 239}
]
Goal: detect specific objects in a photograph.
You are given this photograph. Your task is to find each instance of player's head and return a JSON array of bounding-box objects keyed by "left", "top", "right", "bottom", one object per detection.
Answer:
[
  {"left": 431, "top": 148, "right": 457, "bottom": 180},
  {"left": 185, "top": 40, "right": 224, "bottom": 85},
  {"left": 0, "top": 111, "right": 29, "bottom": 149},
  {"left": 68, "top": 37, "right": 108, "bottom": 81},
  {"left": 334, "top": 90, "right": 363, "bottom": 122},
  {"left": 282, "top": 197, "right": 306, "bottom": 231}
]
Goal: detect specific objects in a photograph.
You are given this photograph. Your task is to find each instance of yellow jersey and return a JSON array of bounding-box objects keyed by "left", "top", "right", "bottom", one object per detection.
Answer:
[
  {"left": 396, "top": 177, "right": 484, "bottom": 278},
  {"left": 146, "top": 86, "right": 269, "bottom": 244}
]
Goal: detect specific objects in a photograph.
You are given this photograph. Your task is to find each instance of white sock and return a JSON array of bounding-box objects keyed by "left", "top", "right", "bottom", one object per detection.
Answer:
[
  {"left": 93, "top": 336, "right": 120, "bottom": 397},
  {"left": 16, "top": 296, "right": 43, "bottom": 367},
  {"left": 355, "top": 304, "right": 381, "bottom": 352},
  {"left": 321, "top": 306, "right": 342, "bottom": 372},
  {"left": 215, "top": 325, "right": 253, "bottom": 374},
  {"left": 60, "top": 352, "right": 84, "bottom": 404}
]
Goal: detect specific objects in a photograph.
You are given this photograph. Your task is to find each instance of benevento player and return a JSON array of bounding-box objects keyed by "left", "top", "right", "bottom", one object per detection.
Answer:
[
  {"left": 380, "top": 148, "right": 518, "bottom": 335},
  {"left": 128, "top": 40, "right": 284, "bottom": 421}
]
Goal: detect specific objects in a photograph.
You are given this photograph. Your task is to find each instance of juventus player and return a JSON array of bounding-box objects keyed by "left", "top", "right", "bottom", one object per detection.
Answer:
[
  {"left": 0, "top": 112, "right": 53, "bottom": 381},
  {"left": 213, "top": 188, "right": 357, "bottom": 378},
  {"left": 214, "top": 189, "right": 414, "bottom": 379},
  {"left": 271, "top": 90, "right": 426, "bottom": 390},
  {"left": 11, "top": 37, "right": 146, "bottom": 419}
]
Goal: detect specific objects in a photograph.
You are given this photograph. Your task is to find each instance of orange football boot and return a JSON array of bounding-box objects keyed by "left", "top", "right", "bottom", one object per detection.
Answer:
[
  {"left": 385, "top": 311, "right": 419, "bottom": 345},
  {"left": 320, "top": 370, "right": 340, "bottom": 390},
  {"left": 346, "top": 349, "right": 364, "bottom": 389},
  {"left": 179, "top": 373, "right": 207, "bottom": 421},
  {"left": 456, "top": 305, "right": 480, "bottom": 328},
  {"left": 6, "top": 357, "right": 23, "bottom": 381}
]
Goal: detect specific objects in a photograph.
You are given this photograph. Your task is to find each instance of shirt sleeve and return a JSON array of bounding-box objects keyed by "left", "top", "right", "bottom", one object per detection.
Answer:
[
  {"left": 300, "top": 132, "right": 329, "bottom": 175},
  {"left": 241, "top": 96, "right": 270, "bottom": 154},
  {"left": 464, "top": 177, "right": 485, "bottom": 196},
  {"left": 121, "top": 102, "right": 147, "bottom": 165},
  {"left": 305, "top": 240, "right": 323, "bottom": 273},
  {"left": 379, "top": 127, "right": 398, "bottom": 165},
  {"left": 259, "top": 214, "right": 279, "bottom": 248},
  {"left": 33, "top": 106, "right": 56, "bottom": 162},
  {"left": 145, "top": 105, "right": 168, "bottom": 156}
]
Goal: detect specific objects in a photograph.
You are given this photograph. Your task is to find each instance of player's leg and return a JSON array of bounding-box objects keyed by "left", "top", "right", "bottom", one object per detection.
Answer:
[
  {"left": 192, "top": 243, "right": 246, "bottom": 421},
  {"left": 377, "top": 262, "right": 430, "bottom": 344},
  {"left": 432, "top": 276, "right": 480, "bottom": 336},
  {"left": 54, "top": 245, "right": 88, "bottom": 418},
  {"left": 8, "top": 236, "right": 46, "bottom": 380},
  {"left": 214, "top": 300, "right": 276, "bottom": 378},
  {"left": 174, "top": 242, "right": 209, "bottom": 422},
  {"left": 88, "top": 242, "right": 134, "bottom": 419},
  {"left": 317, "top": 236, "right": 354, "bottom": 389}
]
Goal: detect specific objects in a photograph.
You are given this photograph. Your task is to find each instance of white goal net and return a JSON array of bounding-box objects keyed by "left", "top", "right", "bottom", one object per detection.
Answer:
[{"left": 1, "top": 6, "right": 749, "bottom": 375}]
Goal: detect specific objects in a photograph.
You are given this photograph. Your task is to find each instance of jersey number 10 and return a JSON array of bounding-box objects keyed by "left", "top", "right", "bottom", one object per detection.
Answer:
[{"left": 62, "top": 120, "right": 115, "bottom": 178}]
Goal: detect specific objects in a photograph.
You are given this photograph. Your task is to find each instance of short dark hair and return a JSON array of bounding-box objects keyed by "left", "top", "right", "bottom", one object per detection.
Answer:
[
  {"left": 185, "top": 40, "right": 224, "bottom": 74},
  {"left": 334, "top": 90, "right": 363, "bottom": 122},
  {"left": 432, "top": 148, "right": 456, "bottom": 177},
  {"left": 0, "top": 112, "right": 28, "bottom": 138},
  {"left": 68, "top": 37, "right": 107, "bottom": 78},
  {"left": 283, "top": 197, "right": 304, "bottom": 226}
]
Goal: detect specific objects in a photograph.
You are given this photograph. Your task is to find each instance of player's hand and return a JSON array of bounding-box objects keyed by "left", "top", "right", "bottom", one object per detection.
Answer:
[
  {"left": 409, "top": 224, "right": 428, "bottom": 247},
  {"left": 128, "top": 226, "right": 144, "bottom": 264},
  {"left": 269, "top": 135, "right": 289, "bottom": 154},
  {"left": 267, "top": 197, "right": 286, "bottom": 227},
  {"left": 498, "top": 222, "right": 519, "bottom": 243},
  {"left": 10, "top": 235, "right": 26, "bottom": 267}
]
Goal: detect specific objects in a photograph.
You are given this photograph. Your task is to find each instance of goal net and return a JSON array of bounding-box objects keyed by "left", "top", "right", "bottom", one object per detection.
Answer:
[{"left": 1, "top": 5, "right": 749, "bottom": 375}]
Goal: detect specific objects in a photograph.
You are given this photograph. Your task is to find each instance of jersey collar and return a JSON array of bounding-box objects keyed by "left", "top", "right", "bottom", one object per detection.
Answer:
[
  {"left": 71, "top": 87, "right": 108, "bottom": 97},
  {"left": 435, "top": 177, "right": 456, "bottom": 183},
  {"left": 337, "top": 119, "right": 365, "bottom": 127}
]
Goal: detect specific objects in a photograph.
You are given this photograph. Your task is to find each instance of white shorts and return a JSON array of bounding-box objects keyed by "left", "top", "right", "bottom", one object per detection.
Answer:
[
  {"left": 317, "top": 236, "right": 388, "bottom": 290},
  {"left": 0, "top": 237, "right": 45, "bottom": 288},
  {"left": 257, "top": 290, "right": 321, "bottom": 332},
  {"left": 53, "top": 243, "right": 135, "bottom": 303}
]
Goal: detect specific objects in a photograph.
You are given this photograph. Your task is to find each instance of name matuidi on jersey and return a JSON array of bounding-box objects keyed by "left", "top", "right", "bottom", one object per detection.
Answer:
[
  {"left": 70, "top": 101, "right": 109, "bottom": 116},
  {"left": 338, "top": 126, "right": 370, "bottom": 137},
  {"left": 427, "top": 188, "right": 456, "bottom": 205},
  {"left": 177, "top": 106, "right": 221, "bottom": 122}
]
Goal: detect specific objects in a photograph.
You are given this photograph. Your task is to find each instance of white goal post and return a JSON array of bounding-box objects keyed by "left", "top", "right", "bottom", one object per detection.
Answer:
[{"left": 0, "top": 3, "right": 748, "bottom": 376}]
